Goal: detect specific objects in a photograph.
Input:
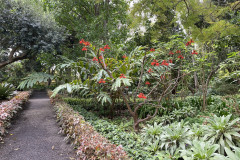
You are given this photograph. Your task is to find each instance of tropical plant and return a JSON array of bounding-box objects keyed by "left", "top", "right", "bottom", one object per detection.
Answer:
[
  {"left": 203, "top": 115, "right": 240, "bottom": 154},
  {"left": 18, "top": 72, "right": 54, "bottom": 89},
  {"left": 191, "top": 123, "right": 208, "bottom": 140},
  {"left": 0, "top": 83, "right": 14, "bottom": 100},
  {"left": 141, "top": 122, "right": 162, "bottom": 144},
  {"left": 224, "top": 147, "right": 240, "bottom": 160},
  {"left": 160, "top": 121, "right": 193, "bottom": 156},
  {"left": 181, "top": 140, "right": 220, "bottom": 160}
]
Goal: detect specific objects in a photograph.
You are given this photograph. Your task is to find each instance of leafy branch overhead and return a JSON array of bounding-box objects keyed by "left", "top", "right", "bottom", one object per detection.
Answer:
[{"left": 18, "top": 72, "right": 54, "bottom": 89}]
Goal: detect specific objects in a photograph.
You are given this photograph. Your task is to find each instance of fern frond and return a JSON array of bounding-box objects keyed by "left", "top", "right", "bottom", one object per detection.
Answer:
[
  {"left": 51, "top": 83, "right": 89, "bottom": 97},
  {"left": 18, "top": 72, "right": 54, "bottom": 89}
]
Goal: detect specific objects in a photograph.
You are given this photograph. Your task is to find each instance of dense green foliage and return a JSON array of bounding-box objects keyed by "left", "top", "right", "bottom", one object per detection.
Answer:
[
  {"left": 62, "top": 96, "right": 240, "bottom": 159},
  {"left": 0, "top": 0, "right": 65, "bottom": 69},
  {"left": 1, "top": 0, "right": 240, "bottom": 159}
]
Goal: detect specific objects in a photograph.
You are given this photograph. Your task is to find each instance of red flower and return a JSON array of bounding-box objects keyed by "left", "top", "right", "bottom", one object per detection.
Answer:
[
  {"left": 92, "top": 57, "right": 98, "bottom": 62},
  {"left": 119, "top": 74, "right": 126, "bottom": 78},
  {"left": 79, "top": 39, "right": 85, "bottom": 44},
  {"left": 100, "top": 48, "right": 105, "bottom": 51},
  {"left": 138, "top": 93, "right": 147, "bottom": 99},
  {"left": 148, "top": 68, "right": 153, "bottom": 73},
  {"left": 161, "top": 60, "right": 169, "bottom": 66},
  {"left": 104, "top": 45, "right": 110, "bottom": 49},
  {"left": 169, "top": 51, "right": 174, "bottom": 55},
  {"left": 169, "top": 59, "right": 173, "bottom": 63},
  {"left": 82, "top": 47, "right": 87, "bottom": 51},
  {"left": 190, "top": 39, "right": 194, "bottom": 43},
  {"left": 151, "top": 60, "right": 159, "bottom": 66},
  {"left": 192, "top": 50, "right": 198, "bottom": 55},
  {"left": 186, "top": 41, "right": 191, "bottom": 46},
  {"left": 176, "top": 50, "right": 181, "bottom": 54},
  {"left": 84, "top": 41, "right": 90, "bottom": 46},
  {"left": 122, "top": 55, "right": 127, "bottom": 59},
  {"left": 150, "top": 48, "right": 155, "bottom": 52},
  {"left": 145, "top": 81, "right": 150, "bottom": 85},
  {"left": 178, "top": 55, "right": 184, "bottom": 59},
  {"left": 98, "top": 79, "right": 106, "bottom": 84},
  {"left": 99, "top": 56, "right": 103, "bottom": 59}
]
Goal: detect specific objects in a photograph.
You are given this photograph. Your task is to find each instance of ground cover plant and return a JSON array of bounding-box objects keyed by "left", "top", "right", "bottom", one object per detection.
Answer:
[
  {"left": 61, "top": 94, "right": 240, "bottom": 159},
  {"left": 0, "top": 91, "right": 31, "bottom": 140}
]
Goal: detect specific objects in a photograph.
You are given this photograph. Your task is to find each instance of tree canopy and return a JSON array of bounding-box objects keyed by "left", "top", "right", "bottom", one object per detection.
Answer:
[{"left": 0, "top": 0, "right": 65, "bottom": 69}]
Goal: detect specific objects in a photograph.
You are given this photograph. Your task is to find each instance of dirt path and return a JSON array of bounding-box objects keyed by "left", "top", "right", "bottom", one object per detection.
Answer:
[{"left": 0, "top": 91, "right": 76, "bottom": 160}]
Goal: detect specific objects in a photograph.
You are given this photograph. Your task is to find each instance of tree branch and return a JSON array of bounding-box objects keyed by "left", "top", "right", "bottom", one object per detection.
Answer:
[{"left": 0, "top": 52, "right": 28, "bottom": 69}]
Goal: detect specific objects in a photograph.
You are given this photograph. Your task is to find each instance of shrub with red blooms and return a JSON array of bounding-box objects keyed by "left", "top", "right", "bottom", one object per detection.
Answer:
[
  {"left": 82, "top": 47, "right": 87, "bottom": 51},
  {"left": 119, "top": 74, "right": 126, "bottom": 78},
  {"left": 178, "top": 55, "right": 184, "bottom": 59},
  {"left": 137, "top": 93, "right": 147, "bottom": 99},
  {"left": 150, "top": 48, "right": 155, "bottom": 52},
  {"left": 185, "top": 39, "right": 194, "bottom": 46},
  {"left": 176, "top": 50, "right": 181, "bottom": 54},
  {"left": 145, "top": 81, "right": 150, "bottom": 85},
  {"left": 0, "top": 91, "right": 31, "bottom": 140},
  {"left": 161, "top": 60, "right": 169, "bottom": 66},
  {"left": 192, "top": 50, "right": 198, "bottom": 55},
  {"left": 98, "top": 79, "right": 106, "bottom": 84},
  {"left": 48, "top": 91, "right": 129, "bottom": 160},
  {"left": 50, "top": 38, "right": 198, "bottom": 131},
  {"left": 151, "top": 59, "right": 159, "bottom": 66},
  {"left": 92, "top": 57, "right": 98, "bottom": 62},
  {"left": 104, "top": 45, "right": 110, "bottom": 50},
  {"left": 148, "top": 68, "right": 153, "bottom": 73}
]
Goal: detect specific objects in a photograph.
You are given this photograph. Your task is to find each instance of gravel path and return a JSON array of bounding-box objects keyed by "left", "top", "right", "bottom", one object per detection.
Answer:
[{"left": 0, "top": 91, "right": 76, "bottom": 160}]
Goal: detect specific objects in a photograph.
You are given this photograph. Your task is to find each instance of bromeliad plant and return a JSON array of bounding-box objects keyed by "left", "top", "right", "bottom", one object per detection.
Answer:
[
  {"left": 203, "top": 114, "right": 240, "bottom": 155},
  {"left": 50, "top": 37, "right": 198, "bottom": 131},
  {"left": 181, "top": 140, "right": 221, "bottom": 160}
]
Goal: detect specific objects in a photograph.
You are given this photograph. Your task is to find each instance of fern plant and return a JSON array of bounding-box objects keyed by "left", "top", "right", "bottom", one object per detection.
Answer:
[
  {"left": 18, "top": 72, "right": 54, "bottom": 89},
  {"left": 203, "top": 115, "right": 240, "bottom": 155}
]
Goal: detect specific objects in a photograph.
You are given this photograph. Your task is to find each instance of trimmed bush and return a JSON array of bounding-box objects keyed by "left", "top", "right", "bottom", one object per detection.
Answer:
[
  {"left": 0, "top": 91, "right": 31, "bottom": 140},
  {"left": 48, "top": 91, "right": 129, "bottom": 160}
]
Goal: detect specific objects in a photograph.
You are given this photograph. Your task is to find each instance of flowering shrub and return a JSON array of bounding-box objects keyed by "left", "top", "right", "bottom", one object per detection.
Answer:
[
  {"left": 48, "top": 91, "right": 129, "bottom": 160},
  {"left": 0, "top": 91, "right": 31, "bottom": 140},
  {"left": 52, "top": 36, "right": 200, "bottom": 131}
]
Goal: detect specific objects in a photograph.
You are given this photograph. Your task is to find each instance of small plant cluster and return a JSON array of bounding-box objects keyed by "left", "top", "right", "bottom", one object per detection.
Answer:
[
  {"left": 0, "top": 91, "right": 31, "bottom": 140},
  {"left": 48, "top": 91, "right": 129, "bottom": 160}
]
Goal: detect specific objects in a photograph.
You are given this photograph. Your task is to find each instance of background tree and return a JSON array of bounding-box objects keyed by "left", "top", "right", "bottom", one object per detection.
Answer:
[{"left": 0, "top": 0, "right": 65, "bottom": 69}]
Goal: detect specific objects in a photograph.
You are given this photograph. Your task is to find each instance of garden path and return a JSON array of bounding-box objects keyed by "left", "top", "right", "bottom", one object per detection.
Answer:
[{"left": 0, "top": 91, "right": 76, "bottom": 160}]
